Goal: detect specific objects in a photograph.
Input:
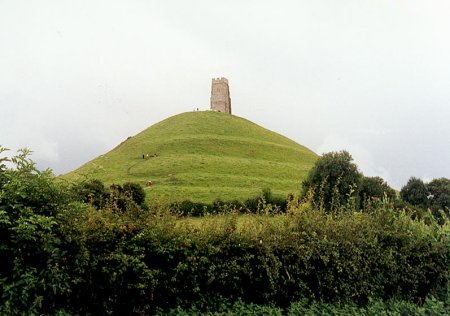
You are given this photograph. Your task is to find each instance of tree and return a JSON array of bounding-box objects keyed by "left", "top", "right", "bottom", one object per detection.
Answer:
[
  {"left": 359, "top": 176, "right": 396, "bottom": 208},
  {"left": 400, "top": 177, "right": 428, "bottom": 208},
  {"left": 400, "top": 177, "right": 450, "bottom": 221},
  {"left": 426, "top": 177, "right": 450, "bottom": 218},
  {"left": 301, "top": 151, "right": 362, "bottom": 211}
]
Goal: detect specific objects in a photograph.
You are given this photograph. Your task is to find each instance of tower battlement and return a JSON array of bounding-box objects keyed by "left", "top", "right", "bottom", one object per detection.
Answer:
[
  {"left": 212, "top": 77, "right": 229, "bottom": 83},
  {"left": 210, "top": 77, "right": 231, "bottom": 114}
]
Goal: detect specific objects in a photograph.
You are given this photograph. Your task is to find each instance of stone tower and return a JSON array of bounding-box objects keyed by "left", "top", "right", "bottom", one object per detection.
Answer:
[{"left": 210, "top": 77, "right": 231, "bottom": 114}]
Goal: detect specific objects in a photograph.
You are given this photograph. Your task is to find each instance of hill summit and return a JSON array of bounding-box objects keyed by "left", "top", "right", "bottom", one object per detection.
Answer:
[{"left": 64, "top": 111, "right": 318, "bottom": 203}]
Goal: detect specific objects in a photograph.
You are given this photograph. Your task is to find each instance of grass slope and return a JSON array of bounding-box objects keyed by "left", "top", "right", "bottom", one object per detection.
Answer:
[{"left": 64, "top": 111, "right": 318, "bottom": 203}]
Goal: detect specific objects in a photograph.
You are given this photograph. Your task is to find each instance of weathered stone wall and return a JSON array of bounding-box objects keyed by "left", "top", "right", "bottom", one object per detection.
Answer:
[{"left": 210, "top": 77, "right": 231, "bottom": 114}]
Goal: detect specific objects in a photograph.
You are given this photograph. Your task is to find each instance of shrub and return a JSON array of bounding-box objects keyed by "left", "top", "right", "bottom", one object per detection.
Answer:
[
  {"left": 75, "top": 178, "right": 108, "bottom": 209},
  {"left": 169, "top": 190, "right": 287, "bottom": 217},
  {"left": 76, "top": 179, "right": 147, "bottom": 212},
  {"left": 170, "top": 200, "right": 209, "bottom": 216},
  {"left": 123, "top": 181, "right": 146, "bottom": 206},
  {"left": 0, "top": 148, "right": 74, "bottom": 314}
]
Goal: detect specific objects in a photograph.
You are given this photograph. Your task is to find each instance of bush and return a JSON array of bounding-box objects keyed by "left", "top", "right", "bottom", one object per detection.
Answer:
[
  {"left": 169, "top": 190, "right": 288, "bottom": 217},
  {"left": 123, "top": 181, "right": 146, "bottom": 206},
  {"left": 75, "top": 179, "right": 147, "bottom": 212},
  {"left": 59, "top": 207, "right": 158, "bottom": 315},
  {"left": 169, "top": 200, "right": 209, "bottom": 216},
  {"left": 75, "top": 178, "right": 108, "bottom": 209},
  {"left": 0, "top": 148, "right": 74, "bottom": 314}
]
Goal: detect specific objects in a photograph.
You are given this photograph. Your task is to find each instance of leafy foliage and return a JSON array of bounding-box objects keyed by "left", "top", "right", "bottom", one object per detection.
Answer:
[
  {"left": 0, "top": 147, "right": 151, "bottom": 314},
  {"left": 123, "top": 181, "right": 146, "bottom": 206},
  {"left": 359, "top": 176, "right": 396, "bottom": 209},
  {"left": 0, "top": 147, "right": 73, "bottom": 314},
  {"left": 427, "top": 178, "right": 450, "bottom": 216},
  {"left": 160, "top": 297, "right": 450, "bottom": 315},
  {"left": 169, "top": 189, "right": 287, "bottom": 217},
  {"left": 301, "top": 151, "right": 362, "bottom": 211},
  {"left": 76, "top": 178, "right": 108, "bottom": 209},
  {"left": 401, "top": 177, "right": 428, "bottom": 207},
  {"left": 401, "top": 176, "right": 450, "bottom": 220},
  {"left": 75, "top": 179, "right": 147, "bottom": 212}
]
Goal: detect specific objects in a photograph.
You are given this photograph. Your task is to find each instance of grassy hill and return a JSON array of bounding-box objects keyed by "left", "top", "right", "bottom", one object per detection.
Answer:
[{"left": 63, "top": 111, "right": 318, "bottom": 203}]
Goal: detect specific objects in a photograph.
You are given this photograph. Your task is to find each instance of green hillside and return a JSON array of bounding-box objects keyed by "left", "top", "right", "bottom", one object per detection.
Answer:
[{"left": 64, "top": 111, "right": 318, "bottom": 203}]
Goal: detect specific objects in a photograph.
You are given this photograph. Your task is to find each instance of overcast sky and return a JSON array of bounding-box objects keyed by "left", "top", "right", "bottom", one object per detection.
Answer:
[{"left": 1, "top": 0, "right": 449, "bottom": 189}]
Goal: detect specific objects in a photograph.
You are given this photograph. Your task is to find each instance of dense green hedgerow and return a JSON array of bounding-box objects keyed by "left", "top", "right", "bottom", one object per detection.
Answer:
[{"left": 41, "top": 201, "right": 448, "bottom": 314}]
